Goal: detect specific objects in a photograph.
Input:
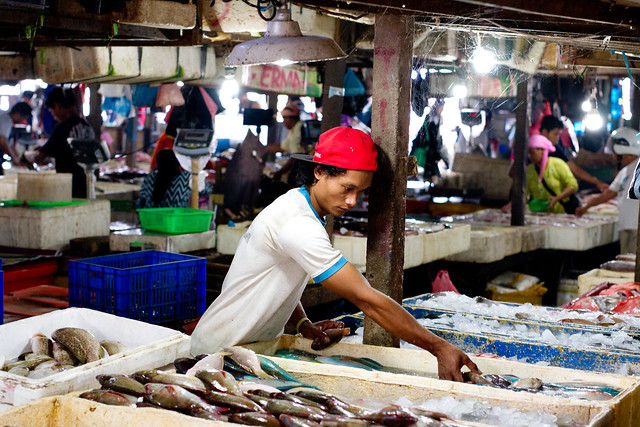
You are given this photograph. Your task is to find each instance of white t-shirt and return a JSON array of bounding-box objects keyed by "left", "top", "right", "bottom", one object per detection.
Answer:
[
  {"left": 609, "top": 158, "right": 639, "bottom": 231},
  {"left": 0, "top": 113, "right": 13, "bottom": 139},
  {"left": 191, "top": 187, "right": 347, "bottom": 354}
]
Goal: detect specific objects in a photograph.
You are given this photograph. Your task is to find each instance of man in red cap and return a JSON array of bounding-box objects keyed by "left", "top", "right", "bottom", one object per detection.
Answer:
[{"left": 192, "top": 126, "right": 480, "bottom": 381}]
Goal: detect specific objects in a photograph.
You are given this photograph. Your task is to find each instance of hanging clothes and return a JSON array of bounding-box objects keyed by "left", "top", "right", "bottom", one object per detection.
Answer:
[{"left": 411, "top": 113, "right": 448, "bottom": 180}]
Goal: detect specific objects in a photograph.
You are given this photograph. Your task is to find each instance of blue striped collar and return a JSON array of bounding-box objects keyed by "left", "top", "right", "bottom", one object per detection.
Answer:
[{"left": 298, "top": 186, "right": 325, "bottom": 225}]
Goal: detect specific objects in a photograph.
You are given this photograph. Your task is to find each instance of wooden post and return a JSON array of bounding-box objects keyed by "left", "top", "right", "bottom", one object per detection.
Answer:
[
  {"left": 364, "top": 14, "right": 413, "bottom": 348},
  {"left": 511, "top": 73, "right": 530, "bottom": 226},
  {"left": 87, "top": 84, "right": 102, "bottom": 142},
  {"left": 191, "top": 157, "right": 199, "bottom": 209}
]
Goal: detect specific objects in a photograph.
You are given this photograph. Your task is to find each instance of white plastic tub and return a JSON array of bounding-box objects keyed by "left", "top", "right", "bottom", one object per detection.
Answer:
[{"left": 0, "top": 308, "right": 190, "bottom": 409}]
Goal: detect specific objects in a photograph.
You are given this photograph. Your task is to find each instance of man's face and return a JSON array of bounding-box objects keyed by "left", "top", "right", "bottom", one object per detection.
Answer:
[
  {"left": 10, "top": 113, "right": 27, "bottom": 125},
  {"left": 541, "top": 128, "right": 562, "bottom": 144},
  {"left": 528, "top": 147, "right": 545, "bottom": 164},
  {"left": 283, "top": 115, "right": 298, "bottom": 130},
  {"left": 311, "top": 168, "right": 374, "bottom": 217}
]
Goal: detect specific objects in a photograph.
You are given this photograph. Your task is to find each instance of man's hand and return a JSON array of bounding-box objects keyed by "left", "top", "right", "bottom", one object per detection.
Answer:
[
  {"left": 596, "top": 181, "right": 609, "bottom": 193},
  {"left": 299, "top": 320, "right": 344, "bottom": 348},
  {"left": 431, "top": 339, "right": 481, "bottom": 382},
  {"left": 575, "top": 206, "right": 588, "bottom": 217}
]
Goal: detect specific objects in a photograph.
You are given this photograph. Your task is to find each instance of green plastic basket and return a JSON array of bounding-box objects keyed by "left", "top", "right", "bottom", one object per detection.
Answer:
[
  {"left": 528, "top": 198, "right": 550, "bottom": 212},
  {"left": 0, "top": 200, "right": 88, "bottom": 209},
  {"left": 137, "top": 207, "right": 213, "bottom": 234}
]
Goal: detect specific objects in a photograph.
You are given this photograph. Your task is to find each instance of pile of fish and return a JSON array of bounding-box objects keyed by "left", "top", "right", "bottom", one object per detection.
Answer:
[
  {"left": 275, "top": 349, "right": 620, "bottom": 402},
  {"left": 462, "top": 372, "right": 619, "bottom": 401},
  {"left": 561, "top": 282, "right": 640, "bottom": 316},
  {"left": 1, "top": 327, "right": 127, "bottom": 379},
  {"left": 81, "top": 346, "right": 457, "bottom": 426}
]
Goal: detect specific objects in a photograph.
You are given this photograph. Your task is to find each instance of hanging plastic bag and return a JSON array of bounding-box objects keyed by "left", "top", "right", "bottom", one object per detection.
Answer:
[
  {"left": 431, "top": 270, "right": 459, "bottom": 294},
  {"left": 156, "top": 83, "right": 185, "bottom": 107},
  {"left": 131, "top": 85, "right": 158, "bottom": 107}
]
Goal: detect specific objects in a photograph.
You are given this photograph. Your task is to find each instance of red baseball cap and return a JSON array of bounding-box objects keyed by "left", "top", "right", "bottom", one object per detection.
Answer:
[{"left": 291, "top": 126, "right": 378, "bottom": 171}]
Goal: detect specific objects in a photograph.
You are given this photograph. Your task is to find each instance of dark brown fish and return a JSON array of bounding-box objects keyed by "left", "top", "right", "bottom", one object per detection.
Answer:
[
  {"left": 174, "top": 357, "right": 199, "bottom": 374},
  {"left": 190, "top": 406, "right": 230, "bottom": 421},
  {"left": 360, "top": 406, "right": 419, "bottom": 427},
  {"left": 133, "top": 370, "right": 207, "bottom": 393},
  {"left": 197, "top": 369, "right": 243, "bottom": 396},
  {"left": 280, "top": 414, "right": 322, "bottom": 427},
  {"left": 201, "top": 390, "right": 265, "bottom": 412},
  {"left": 228, "top": 411, "right": 281, "bottom": 427},
  {"left": 79, "top": 389, "right": 138, "bottom": 407},
  {"left": 266, "top": 399, "right": 328, "bottom": 421},
  {"left": 97, "top": 374, "right": 146, "bottom": 396},
  {"left": 143, "top": 383, "right": 223, "bottom": 412},
  {"left": 250, "top": 390, "right": 327, "bottom": 411}
]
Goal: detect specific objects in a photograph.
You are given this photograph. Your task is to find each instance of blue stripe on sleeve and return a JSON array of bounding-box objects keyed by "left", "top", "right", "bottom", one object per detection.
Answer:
[{"left": 313, "top": 256, "right": 348, "bottom": 283}]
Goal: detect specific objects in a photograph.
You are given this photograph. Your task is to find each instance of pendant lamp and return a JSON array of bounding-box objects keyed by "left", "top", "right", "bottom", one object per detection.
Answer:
[{"left": 224, "top": 5, "right": 347, "bottom": 67}]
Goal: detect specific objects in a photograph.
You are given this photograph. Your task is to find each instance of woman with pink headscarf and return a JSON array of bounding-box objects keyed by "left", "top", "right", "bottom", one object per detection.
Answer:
[{"left": 526, "top": 134, "right": 578, "bottom": 214}]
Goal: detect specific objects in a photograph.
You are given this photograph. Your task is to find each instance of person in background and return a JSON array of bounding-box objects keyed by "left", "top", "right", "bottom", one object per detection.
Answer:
[
  {"left": 576, "top": 128, "right": 640, "bottom": 253},
  {"left": 28, "top": 87, "right": 93, "bottom": 198},
  {"left": 137, "top": 149, "right": 190, "bottom": 209},
  {"left": 270, "top": 103, "right": 305, "bottom": 184},
  {"left": 0, "top": 102, "right": 32, "bottom": 170},
  {"left": 539, "top": 115, "right": 609, "bottom": 192},
  {"left": 191, "top": 126, "right": 480, "bottom": 382},
  {"left": 526, "top": 134, "right": 578, "bottom": 214}
]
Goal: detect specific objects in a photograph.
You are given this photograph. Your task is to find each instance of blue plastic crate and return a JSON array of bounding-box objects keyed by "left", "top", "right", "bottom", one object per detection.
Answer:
[{"left": 68, "top": 250, "right": 206, "bottom": 324}]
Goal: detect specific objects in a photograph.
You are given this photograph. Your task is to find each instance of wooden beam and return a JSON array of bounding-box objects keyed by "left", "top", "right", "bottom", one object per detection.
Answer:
[
  {"left": 297, "top": 0, "right": 639, "bottom": 28},
  {"left": 510, "top": 72, "right": 529, "bottom": 226},
  {"left": 364, "top": 13, "right": 413, "bottom": 348}
]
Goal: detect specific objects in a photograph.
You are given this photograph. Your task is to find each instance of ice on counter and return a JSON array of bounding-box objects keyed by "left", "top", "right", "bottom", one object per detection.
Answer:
[
  {"left": 412, "top": 292, "right": 640, "bottom": 330},
  {"left": 395, "top": 395, "right": 559, "bottom": 427}
]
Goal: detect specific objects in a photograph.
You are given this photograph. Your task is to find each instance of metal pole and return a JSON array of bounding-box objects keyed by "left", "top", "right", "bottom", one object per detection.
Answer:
[
  {"left": 511, "top": 73, "right": 530, "bottom": 226},
  {"left": 364, "top": 14, "right": 413, "bottom": 348}
]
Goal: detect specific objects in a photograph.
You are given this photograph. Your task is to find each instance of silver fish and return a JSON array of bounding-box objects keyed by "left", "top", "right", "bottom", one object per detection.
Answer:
[
  {"left": 100, "top": 341, "right": 128, "bottom": 356},
  {"left": 223, "top": 346, "right": 273, "bottom": 379},
  {"left": 30, "top": 333, "right": 51, "bottom": 357},
  {"left": 511, "top": 377, "right": 543, "bottom": 390},
  {"left": 133, "top": 370, "right": 207, "bottom": 393},
  {"left": 196, "top": 369, "right": 243, "bottom": 396}
]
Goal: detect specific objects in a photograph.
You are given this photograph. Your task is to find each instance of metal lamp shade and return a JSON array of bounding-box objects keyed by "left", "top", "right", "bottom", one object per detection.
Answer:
[{"left": 225, "top": 8, "right": 346, "bottom": 66}]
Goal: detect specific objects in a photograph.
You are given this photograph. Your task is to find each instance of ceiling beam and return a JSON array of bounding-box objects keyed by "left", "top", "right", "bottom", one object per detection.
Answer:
[{"left": 296, "top": 0, "right": 639, "bottom": 28}]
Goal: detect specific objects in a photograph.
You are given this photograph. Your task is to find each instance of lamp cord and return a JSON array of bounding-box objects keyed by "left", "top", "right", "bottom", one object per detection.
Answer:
[{"left": 213, "top": 0, "right": 281, "bottom": 21}]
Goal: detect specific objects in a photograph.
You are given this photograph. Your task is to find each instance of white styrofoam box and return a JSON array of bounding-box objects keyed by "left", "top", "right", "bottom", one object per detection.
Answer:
[
  {"left": 247, "top": 336, "right": 631, "bottom": 427},
  {"left": 332, "top": 234, "right": 366, "bottom": 267},
  {"left": 17, "top": 172, "right": 72, "bottom": 202},
  {"left": 445, "top": 229, "right": 506, "bottom": 263},
  {"left": 118, "top": 46, "right": 209, "bottom": 84},
  {"left": 0, "top": 55, "right": 34, "bottom": 81},
  {"left": 544, "top": 222, "right": 602, "bottom": 251},
  {"left": 216, "top": 223, "right": 250, "bottom": 255},
  {"left": 422, "top": 224, "right": 471, "bottom": 263},
  {"left": 474, "top": 225, "right": 522, "bottom": 257},
  {"left": 596, "top": 219, "right": 618, "bottom": 247},
  {"left": 121, "top": 0, "right": 197, "bottom": 30},
  {"left": 184, "top": 47, "right": 218, "bottom": 85},
  {"left": 0, "top": 176, "right": 17, "bottom": 200},
  {"left": 70, "top": 47, "right": 140, "bottom": 83},
  {"left": 519, "top": 225, "right": 547, "bottom": 252},
  {"left": 110, "top": 229, "right": 216, "bottom": 253},
  {"left": 0, "top": 200, "right": 110, "bottom": 249},
  {"left": 0, "top": 308, "right": 190, "bottom": 408},
  {"left": 577, "top": 268, "right": 635, "bottom": 296},
  {"left": 403, "top": 234, "right": 423, "bottom": 269}
]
